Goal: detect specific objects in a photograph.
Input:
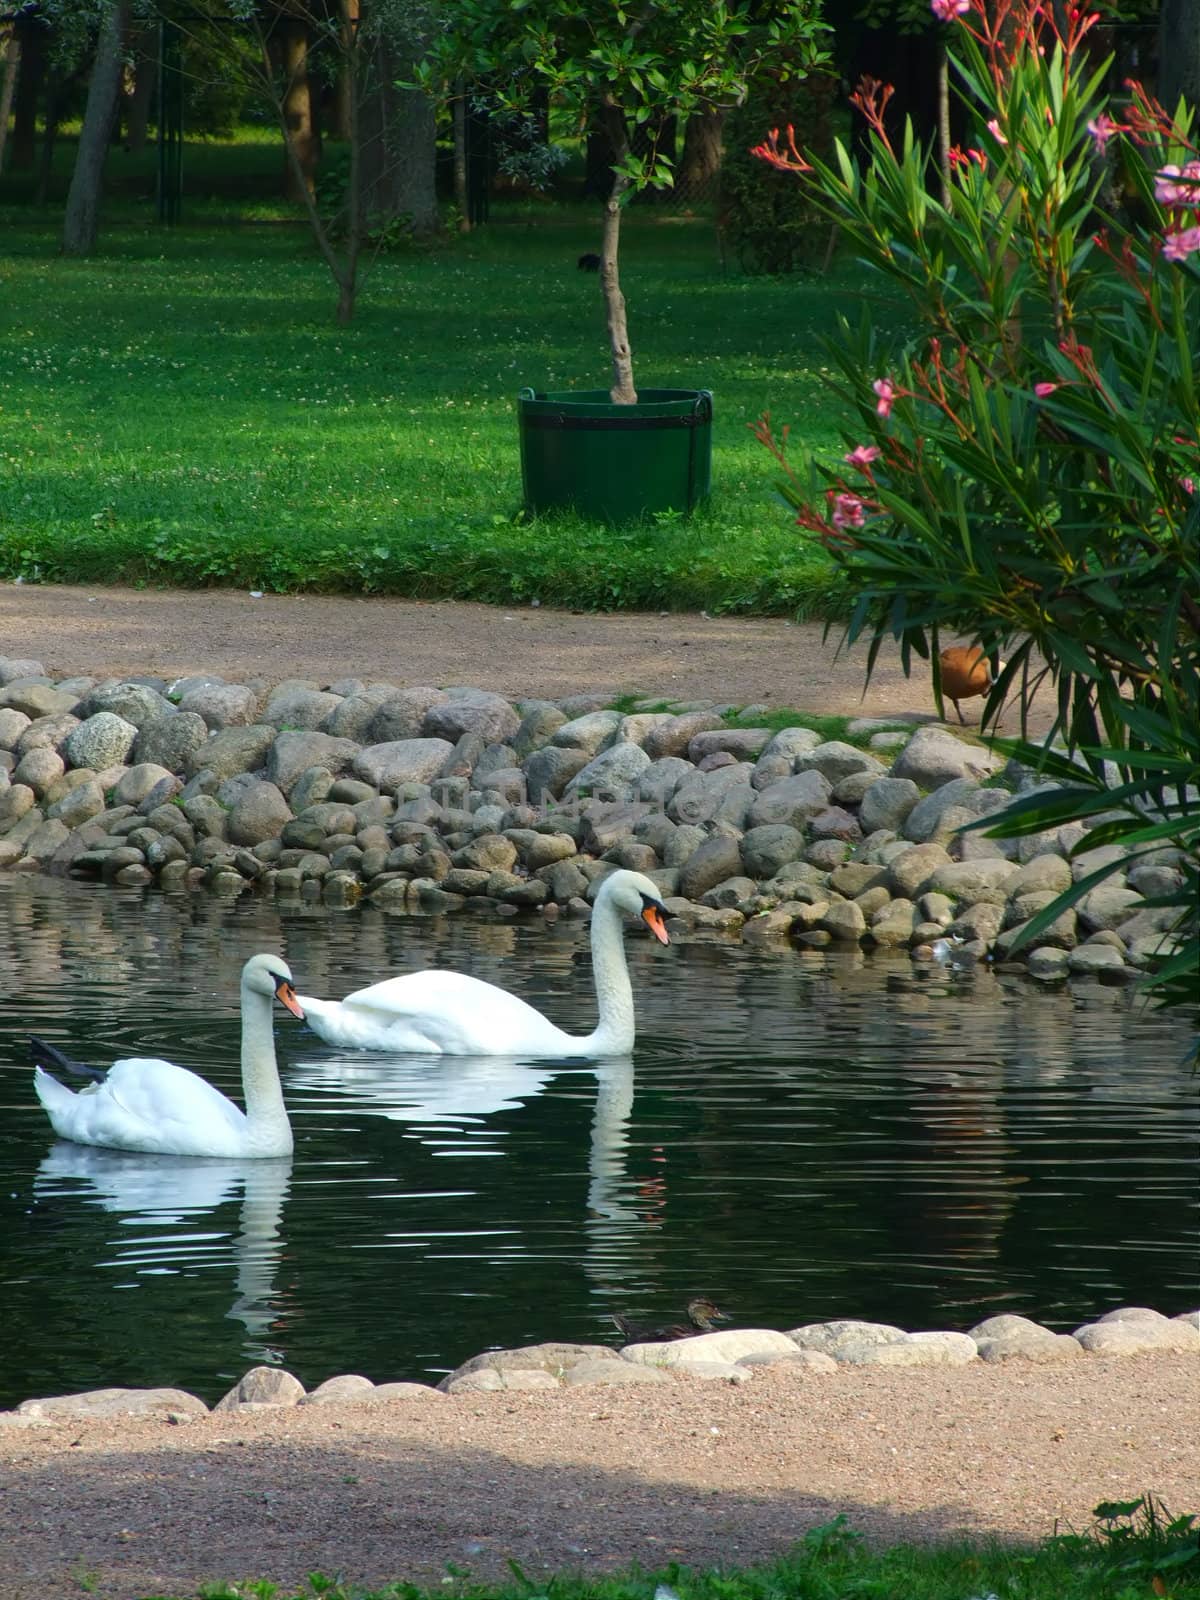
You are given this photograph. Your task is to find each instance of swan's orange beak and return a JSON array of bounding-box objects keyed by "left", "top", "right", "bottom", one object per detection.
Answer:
[
  {"left": 275, "top": 979, "right": 305, "bottom": 1020},
  {"left": 642, "top": 904, "right": 670, "bottom": 945}
]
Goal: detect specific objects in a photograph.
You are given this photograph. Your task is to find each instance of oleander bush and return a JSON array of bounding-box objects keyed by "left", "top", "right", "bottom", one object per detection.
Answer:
[{"left": 753, "top": 0, "right": 1199, "bottom": 1032}]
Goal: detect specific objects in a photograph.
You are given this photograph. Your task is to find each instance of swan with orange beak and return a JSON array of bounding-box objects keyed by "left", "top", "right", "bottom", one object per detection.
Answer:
[
  {"left": 31, "top": 954, "right": 304, "bottom": 1158},
  {"left": 298, "top": 869, "right": 671, "bottom": 1058}
]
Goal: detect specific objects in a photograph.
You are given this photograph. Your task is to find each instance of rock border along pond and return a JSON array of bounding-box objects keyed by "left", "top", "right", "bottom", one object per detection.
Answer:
[
  {"left": 0, "top": 659, "right": 1185, "bottom": 983},
  {"left": 4, "top": 1307, "right": 1197, "bottom": 1427},
  {"left": 1, "top": 658, "right": 1194, "bottom": 1428}
]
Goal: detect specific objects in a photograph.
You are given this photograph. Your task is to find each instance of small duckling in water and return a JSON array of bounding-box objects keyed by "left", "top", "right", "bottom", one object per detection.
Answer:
[{"left": 612, "top": 1296, "right": 730, "bottom": 1344}]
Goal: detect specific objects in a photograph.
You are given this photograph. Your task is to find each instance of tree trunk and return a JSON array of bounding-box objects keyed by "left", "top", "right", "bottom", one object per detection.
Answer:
[
  {"left": 0, "top": 25, "right": 19, "bottom": 177},
  {"left": 258, "top": 3, "right": 359, "bottom": 323},
  {"left": 335, "top": 0, "right": 362, "bottom": 325},
  {"left": 62, "top": 0, "right": 131, "bottom": 256},
  {"left": 1157, "top": 0, "right": 1200, "bottom": 115},
  {"left": 280, "top": 14, "right": 317, "bottom": 201},
  {"left": 452, "top": 81, "right": 470, "bottom": 232},
  {"left": 357, "top": 31, "right": 437, "bottom": 234},
  {"left": 330, "top": 0, "right": 359, "bottom": 141},
  {"left": 679, "top": 109, "right": 724, "bottom": 195},
  {"left": 937, "top": 40, "right": 951, "bottom": 207},
  {"left": 10, "top": 11, "right": 44, "bottom": 170},
  {"left": 124, "top": 25, "right": 156, "bottom": 153},
  {"left": 600, "top": 104, "right": 636, "bottom": 405},
  {"left": 35, "top": 72, "right": 60, "bottom": 203}
]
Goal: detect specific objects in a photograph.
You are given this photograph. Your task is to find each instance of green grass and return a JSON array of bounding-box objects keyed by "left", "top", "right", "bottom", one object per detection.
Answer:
[
  {"left": 611, "top": 694, "right": 916, "bottom": 747},
  {"left": 0, "top": 134, "right": 888, "bottom": 614},
  {"left": 123, "top": 1498, "right": 1200, "bottom": 1598}
]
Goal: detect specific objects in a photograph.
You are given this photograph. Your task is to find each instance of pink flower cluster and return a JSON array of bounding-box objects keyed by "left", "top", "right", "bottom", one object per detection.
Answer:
[
  {"left": 1155, "top": 162, "right": 1200, "bottom": 207},
  {"left": 1087, "top": 113, "right": 1120, "bottom": 154},
  {"left": 948, "top": 146, "right": 988, "bottom": 173},
  {"left": 872, "top": 378, "right": 896, "bottom": 418},
  {"left": 831, "top": 493, "right": 866, "bottom": 530},
  {"left": 1156, "top": 161, "right": 1200, "bottom": 261},
  {"left": 931, "top": 0, "right": 970, "bottom": 19},
  {"left": 1163, "top": 228, "right": 1200, "bottom": 262}
]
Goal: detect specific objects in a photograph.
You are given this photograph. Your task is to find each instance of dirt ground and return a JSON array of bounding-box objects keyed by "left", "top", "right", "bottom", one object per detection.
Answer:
[
  {"left": 0, "top": 582, "right": 1050, "bottom": 728},
  {"left": 1, "top": 1355, "right": 1197, "bottom": 1600}
]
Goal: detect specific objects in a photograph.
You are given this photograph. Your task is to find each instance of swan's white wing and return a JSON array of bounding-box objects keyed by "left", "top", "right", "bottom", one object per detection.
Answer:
[
  {"left": 104, "top": 1059, "right": 248, "bottom": 1149},
  {"left": 38, "top": 1058, "right": 247, "bottom": 1156},
  {"left": 304, "top": 970, "right": 575, "bottom": 1055}
]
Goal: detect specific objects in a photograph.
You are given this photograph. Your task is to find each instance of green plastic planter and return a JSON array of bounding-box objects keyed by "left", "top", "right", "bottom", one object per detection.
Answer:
[{"left": 517, "top": 387, "right": 713, "bottom": 524}]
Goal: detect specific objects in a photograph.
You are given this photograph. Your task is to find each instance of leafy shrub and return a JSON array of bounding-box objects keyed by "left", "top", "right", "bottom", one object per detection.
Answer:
[
  {"left": 315, "top": 146, "right": 420, "bottom": 249},
  {"left": 721, "top": 70, "right": 838, "bottom": 275},
  {"left": 752, "top": 0, "right": 1199, "bottom": 1030}
]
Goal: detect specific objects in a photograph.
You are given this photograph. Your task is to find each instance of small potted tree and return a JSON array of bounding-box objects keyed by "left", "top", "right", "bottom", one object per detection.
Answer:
[{"left": 419, "top": 0, "right": 829, "bottom": 522}]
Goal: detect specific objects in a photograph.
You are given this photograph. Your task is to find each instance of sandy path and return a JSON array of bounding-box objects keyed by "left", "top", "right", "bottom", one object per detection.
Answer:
[
  {"left": 2, "top": 1355, "right": 1197, "bottom": 1600},
  {"left": 0, "top": 582, "right": 1047, "bottom": 728}
]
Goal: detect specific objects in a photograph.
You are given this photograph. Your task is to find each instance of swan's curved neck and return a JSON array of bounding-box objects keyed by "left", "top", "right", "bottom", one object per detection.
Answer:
[
  {"left": 582, "top": 892, "right": 636, "bottom": 1054},
  {"left": 240, "top": 987, "right": 292, "bottom": 1150}
]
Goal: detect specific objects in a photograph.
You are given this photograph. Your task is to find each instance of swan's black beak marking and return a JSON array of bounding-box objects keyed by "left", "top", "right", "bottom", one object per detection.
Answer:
[
  {"left": 640, "top": 898, "right": 670, "bottom": 946},
  {"left": 274, "top": 976, "right": 305, "bottom": 1020}
]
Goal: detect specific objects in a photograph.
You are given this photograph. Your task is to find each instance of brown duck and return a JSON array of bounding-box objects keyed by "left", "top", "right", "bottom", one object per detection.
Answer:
[
  {"left": 938, "top": 645, "right": 996, "bottom": 723},
  {"left": 612, "top": 1296, "right": 730, "bottom": 1344}
]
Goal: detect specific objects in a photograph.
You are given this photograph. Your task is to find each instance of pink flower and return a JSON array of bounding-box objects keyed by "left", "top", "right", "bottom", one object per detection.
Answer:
[
  {"left": 1163, "top": 226, "right": 1200, "bottom": 262},
  {"left": 1182, "top": 477, "right": 1197, "bottom": 497},
  {"left": 986, "top": 118, "right": 1008, "bottom": 146},
  {"left": 948, "top": 145, "right": 987, "bottom": 172},
  {"left": 872, "top": 378, "right": 896, "bottom": 418},
  {"left": 844, "top": 444, "right": 882, "bottom": 469},
  {"left": 930, "top": 0, "right": 969, "bottom": 18},
  {"left": 831, "top": 493, "right": 866, "bottom": 530},
  {"left": 1087, "top": 113, "right": 1120, "bottom": 154},
  {"left": 1155, "top": 162, "right": 1200, "bottom": 208},
  {"left": 1034, "top": 381, "right": 1059, "bottom": 397}
]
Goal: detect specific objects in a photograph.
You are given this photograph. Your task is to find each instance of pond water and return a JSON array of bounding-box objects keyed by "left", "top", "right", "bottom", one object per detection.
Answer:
[{"left": 0, "top": 875, "right": 1195, "bottom": 1408}]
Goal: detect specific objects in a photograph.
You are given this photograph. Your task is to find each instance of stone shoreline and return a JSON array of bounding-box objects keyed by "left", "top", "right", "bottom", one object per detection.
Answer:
[
  {"left": 5, "top": 1305, "right": 1197, "bottom": 1430},
  {"left": 0, "top": 659, "right": 1184, "bottom": 983}
]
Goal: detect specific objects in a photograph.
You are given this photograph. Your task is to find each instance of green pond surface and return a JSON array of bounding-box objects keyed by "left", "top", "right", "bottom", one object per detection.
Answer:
[{"left": 0, "top": 875, "right": 1195, "bottom": 1408}]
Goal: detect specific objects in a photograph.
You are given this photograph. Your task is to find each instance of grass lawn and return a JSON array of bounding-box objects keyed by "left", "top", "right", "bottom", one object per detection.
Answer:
[{"left": 0, "top": 136, "right": 894, "bottom": 615}]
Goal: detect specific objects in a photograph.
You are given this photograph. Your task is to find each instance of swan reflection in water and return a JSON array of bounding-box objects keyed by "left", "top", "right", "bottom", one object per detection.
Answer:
[
  {"left": 34, "top": 1054, "right": 648, "bottom": 1361},
  {"left": 286, "top": 1053, "right": 564, "bottom": 1131},
  {"left": 290, "top": 1050, "right": 645, "bottom": 1242},
  {"left": 33, "top": 1145, "right": 292, "bottom": 1358}
]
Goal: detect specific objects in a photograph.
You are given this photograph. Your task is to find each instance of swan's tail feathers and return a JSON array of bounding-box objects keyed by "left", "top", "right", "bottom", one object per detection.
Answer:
[{"left": 29, "top": 1037, "right": 105, "bottom": 1083}]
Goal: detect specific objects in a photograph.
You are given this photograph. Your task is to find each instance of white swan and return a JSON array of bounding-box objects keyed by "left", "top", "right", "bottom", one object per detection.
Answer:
[
  {"left": 298, "top": 869, "right": 670, "bottom": 1057},
  {"left": 31, "top": 954, "right": 304, "bottom": 1158}
]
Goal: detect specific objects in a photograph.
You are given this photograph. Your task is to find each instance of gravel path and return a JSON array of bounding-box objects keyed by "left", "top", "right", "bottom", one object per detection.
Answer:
[
  {"left": 2, "top": 1356, "right": 1197, "bottom": 1599},
  {"left": 0, "top": 582, "right": 1056, "bottom": 730}
]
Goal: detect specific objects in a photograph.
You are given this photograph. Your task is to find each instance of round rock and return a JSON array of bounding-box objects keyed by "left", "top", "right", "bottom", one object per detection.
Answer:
[{"left": 65, "top": 713, "right": 138, "bottom": 772}]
